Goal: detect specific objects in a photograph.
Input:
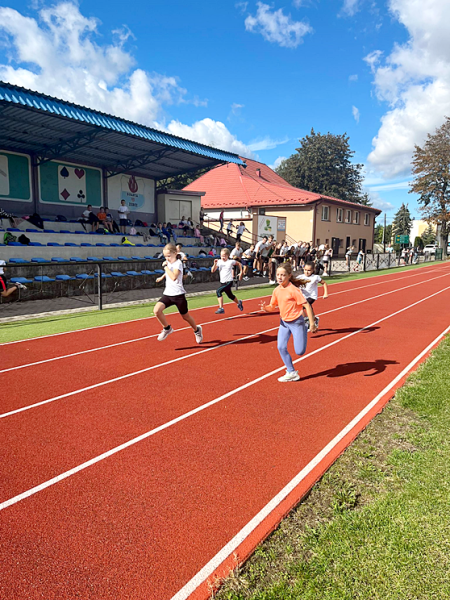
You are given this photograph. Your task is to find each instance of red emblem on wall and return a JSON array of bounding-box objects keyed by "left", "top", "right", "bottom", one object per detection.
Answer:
[{"left": 128, "top": 175, "right": 138, "bottom": 193}]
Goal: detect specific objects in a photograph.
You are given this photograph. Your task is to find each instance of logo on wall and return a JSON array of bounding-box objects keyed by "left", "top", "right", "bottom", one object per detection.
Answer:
[
  {"left": 58, "top": 165, "right": 87, "bottom": 203},
  {"left": 121, "top": 175, "right": 145, "bottom": 209},
  {"left": 0, "top": 154, "right": 10, "bottom": 196}
]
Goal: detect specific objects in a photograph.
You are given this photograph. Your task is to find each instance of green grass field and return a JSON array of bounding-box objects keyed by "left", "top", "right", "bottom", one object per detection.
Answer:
[{"left": 0, "top": 261, "right": 441, "bottom": 344}]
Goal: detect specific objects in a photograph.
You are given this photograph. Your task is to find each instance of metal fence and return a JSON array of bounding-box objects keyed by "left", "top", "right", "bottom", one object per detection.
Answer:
[{"left": 329, "top": 251, "right": 443, "bottom": 276}]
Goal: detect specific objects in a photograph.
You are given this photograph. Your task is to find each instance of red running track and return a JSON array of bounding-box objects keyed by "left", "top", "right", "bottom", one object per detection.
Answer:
[{"left": 1, "top": 262, "right": 450, "bottom": 600}]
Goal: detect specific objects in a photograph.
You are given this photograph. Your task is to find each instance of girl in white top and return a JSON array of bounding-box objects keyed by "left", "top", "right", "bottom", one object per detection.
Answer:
[
  {"left": 154, "top": 244, "right": 203, "bottom": 343},
  {"left": 211, "top": 248, "right": 244, "bottom": 314},
  {"left": 301, "top": 261, "right": 329, "bottom": 330}
]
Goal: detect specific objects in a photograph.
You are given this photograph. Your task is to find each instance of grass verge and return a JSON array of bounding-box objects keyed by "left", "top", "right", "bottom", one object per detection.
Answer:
[
  {"left": 215, "top": 333, "right": 450, "bottom": 600},
  {"left": 0, "top": 260, "right": 445, "bottom": 344}
]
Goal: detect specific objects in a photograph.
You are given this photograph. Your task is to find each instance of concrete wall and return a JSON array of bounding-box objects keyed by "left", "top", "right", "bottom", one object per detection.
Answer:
[
  {"left": 264, "top": 207, "right": 314, "bottom": 243},
  {"left": 156, "top": 192, "right": 203, "bottom": 226}
]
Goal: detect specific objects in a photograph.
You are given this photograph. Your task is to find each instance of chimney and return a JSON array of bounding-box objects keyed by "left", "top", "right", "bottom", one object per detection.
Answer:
[{"left": 256, "top": 168, "right": 261, "bottom": 177}]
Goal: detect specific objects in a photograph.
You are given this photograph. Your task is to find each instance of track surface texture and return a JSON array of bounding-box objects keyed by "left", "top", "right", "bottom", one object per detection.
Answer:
[{"left": 1, "top": 262, "right": 450, "bottom": 600}]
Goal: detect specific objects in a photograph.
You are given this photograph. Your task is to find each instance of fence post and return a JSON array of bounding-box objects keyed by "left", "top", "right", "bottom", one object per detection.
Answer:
[
  {"left": 97, "top": 263, "right": 103, "bottom": 310},
  {"left": 363, "top": 253, "right": 367, "bottom": 272},
  {"left": 377, "top": 253, "right": 380, "bottom": 270}
]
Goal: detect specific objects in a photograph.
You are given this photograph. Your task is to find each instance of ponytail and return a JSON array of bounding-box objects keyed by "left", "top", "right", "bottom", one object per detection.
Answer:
[{"left": 278, "top": 261, "right": 309, "bottom": 288}]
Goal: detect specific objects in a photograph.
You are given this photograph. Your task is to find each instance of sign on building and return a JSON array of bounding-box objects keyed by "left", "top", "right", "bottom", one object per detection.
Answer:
[
  {"left": 257, "top": 215, "right": 277, "bottom": 238},
  {"left": 107, "top": 174, "right": 155, "bottom": 213},
  {"left": 0, "top": 150, "right": 32, "bottom": 202}
]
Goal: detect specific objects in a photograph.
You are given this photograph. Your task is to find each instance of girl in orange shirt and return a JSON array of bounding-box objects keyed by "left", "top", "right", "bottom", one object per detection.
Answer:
[{"left": 260, "top": 262, "right": 317, "bottom": 382}]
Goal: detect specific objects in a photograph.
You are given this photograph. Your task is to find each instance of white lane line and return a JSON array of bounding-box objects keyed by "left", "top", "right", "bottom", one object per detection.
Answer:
[
  {"left": 171, "top": 323, "right": 450, "bottom": 600},
  {"left": 2, "top": 262, "right": 446, "bottom": 347},
  {"left": 3, "top": 270, "right": 449, "bottom": 374},
  {"left": 1, "top": 284, "right": 449, "bottom": 512}
]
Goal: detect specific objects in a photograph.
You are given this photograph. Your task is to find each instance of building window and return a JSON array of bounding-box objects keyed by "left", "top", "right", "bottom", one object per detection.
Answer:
[
  {"left": 337, "top": 208, "right": 343, "bottom": 223},
  {"left": 364, "top": 213, "right": 370, "bottom": 226},
  {"left": 321, "top": 205, "right": 330, "bottom": 221},
  {"left": 353, "top": 211, "right": 360, "bottom": 225},
  {"left": 345, "top": 210, "right": 351, "bottom": 223}
]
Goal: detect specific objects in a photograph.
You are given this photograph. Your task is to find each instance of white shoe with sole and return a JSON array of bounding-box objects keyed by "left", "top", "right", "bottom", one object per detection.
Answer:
[
  {"left": 157, "top": 326, "right": 173, "bottom": 341},
  {"left": 278, "top": 370, "right": 300, "bottom": 382},
  {"left": 194, "top": 325, "right": 203, "bottom": 344}
]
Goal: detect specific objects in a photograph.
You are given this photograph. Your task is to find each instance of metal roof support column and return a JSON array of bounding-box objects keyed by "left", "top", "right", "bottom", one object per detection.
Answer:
[
  {"left": 102, "top": 167, "right": 109, "bottom": 210},
  {"left": 30, "top": 153, "right": 40, "bottom": 215}
]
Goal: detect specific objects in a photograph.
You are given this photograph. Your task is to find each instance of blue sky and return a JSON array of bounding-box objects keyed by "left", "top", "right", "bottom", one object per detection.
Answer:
[{"left": 1, "top": 0, "right": 449, "bottom": 222}]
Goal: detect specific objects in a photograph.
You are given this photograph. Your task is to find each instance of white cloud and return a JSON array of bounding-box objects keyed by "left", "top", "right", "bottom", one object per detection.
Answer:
[
  {"left": 341, "top": 0, "right": 360, "bottom": 17},
  {"left": 269, "top": 156, "right": 287, "bottom": 169},
  {"left": 352, "top": 105, "right": 360, "bottom": 123},
  {"left": 367, "top": 0, "right": 450, "bottom": 178},
  {"left": 368, "top": 181, "right": 410, "bottom": 192},
  {"left": 0, "top": 2, "right": 253, "bottom": 156},
  {"left": 247, "top": 136, "right": 289, "bottom": 151},
  {"left": 163, "top": 118, "right": 254, "bottom": 158},
  {"left": 244, "top": 2, "right": 312, "bottom": 48},
  {"left": 349, "top": 74, "right": 358, "bottom": 82},
  {"left": 365, "top": 190, "right": 395, "bottom": 212},
  {"left": 292, "top": 0, "right": 304, "bottom": 7}
]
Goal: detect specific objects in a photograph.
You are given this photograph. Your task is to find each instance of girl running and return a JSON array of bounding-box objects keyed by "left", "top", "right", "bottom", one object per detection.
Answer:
[
  {"left": 260, "top": 262, "right": 317, "bottom": 382},
  {"left": 211, "top": 248, "right": 244, "bottom": 314},
  {"left": 154, "top": 244, "right": 203, "bottom": 343}
]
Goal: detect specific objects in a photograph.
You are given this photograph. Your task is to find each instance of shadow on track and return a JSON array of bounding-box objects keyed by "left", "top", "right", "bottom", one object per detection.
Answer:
[
  {"left": 303, "top": 359, "right": 399, "bottom": 381},
  {"left": 311, "top": 326, "right": 380, "bottom": 339}
]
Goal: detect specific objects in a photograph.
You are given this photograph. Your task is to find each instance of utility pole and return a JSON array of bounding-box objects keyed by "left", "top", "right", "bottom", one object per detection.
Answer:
[{"left": 383, "top": 212, "right": 386, "bottom": 253}]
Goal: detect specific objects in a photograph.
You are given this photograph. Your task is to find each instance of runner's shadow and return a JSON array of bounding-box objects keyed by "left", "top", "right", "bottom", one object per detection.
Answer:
[
  {"left": 176, "top": 333, "right": 277, "bottom": 351},
  {"left": 302, "top": 359, "right": 399, "bottom": 381},
  {"left": 312, "top": 326, "right": 380, "bottom": 339}
]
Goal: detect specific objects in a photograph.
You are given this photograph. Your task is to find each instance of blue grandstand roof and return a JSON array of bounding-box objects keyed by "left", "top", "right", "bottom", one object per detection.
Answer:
[{"left": 0, "top": 81, "right": 245, "bottom": 179}]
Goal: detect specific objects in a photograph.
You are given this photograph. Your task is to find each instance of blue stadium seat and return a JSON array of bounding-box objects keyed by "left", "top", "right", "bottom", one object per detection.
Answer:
[
  {"left": 55, "top": 274, "right": 75, "bottom": 281},
  {"left": 29, "top": 242, "right": 44, "bottom": 246},
  {"left": 110, "top": 243, "right": 120, "bottom": 247},
  {"left": 117, "top": 256, "right": 129, "bottom": 260},
  {"left": 9, "top": 258, "right": 29, "bottom": 264},
  {"left": 154, "top": 269, "right": 164, "bottom": 274},
  {"left": 76, "top": 273, "right": 95, "bottom": 280},
  {"left": 126, "top": 270, "right": 141, "bottom": 276},
  {"left": 47, "top": 242, "right": 61, "bottom": 247},
  {"left": 44, "top": 229, "right": 56, "bottom": 233},
  {"left": 34, "top": 275, "right": 55, "bottom": 282},
  {"left": 10, "top": 276, "right": 33, "bottom": 284},
  {"left": 7, "top": 228, "right": 21, "bottom": 232},
  {"left": 96, "top": 243, "right": 107, "bottom": 247},
  {"left": 110, "top": 271, "right": 126, "bottom": 277},
  {"left": 131, "top": 256, "right": 143, "bottom": 259},
  {"left": 70, "top": 257, "right": 84, "bottom": 262},
  {"left": 81, "top": 243, "right": 93, "bottom": 247},
  {"left": 87, "top": 256, "right": 102, "bottom": 261},
  {"left": 8, "top": 242, "right": 24, "bottom": 246},
  {"left": 65, "top": 243, "right": 78, "bottom": 247},
  {"left": 102, "top": 256, "right": 115, "bottom": 260},
  {"left": 60, "top": 230, "right": 72, "bottom": 234},
  {"left": 94, "top": 272, "right": 112, "bottom": 278},
  {"left": 26, "top": 229, "right": 40, "bottom": 233},
  {"left": 135, "top": 244, "right": 144, "bottom": 247},
  {"left": 31, "top": 257, "right": 50, "bottom": 263},
  {"left": 141, "top": 270, "right": 155, "bottom": 275},
  {"left": 51, "top": 257, "right": 66, "bottom": 263}
]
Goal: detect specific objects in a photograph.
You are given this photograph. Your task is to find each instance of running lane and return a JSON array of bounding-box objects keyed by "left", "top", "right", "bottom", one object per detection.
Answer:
[{"left": 1, "top": 275, "right": 450, "bottom": 599}]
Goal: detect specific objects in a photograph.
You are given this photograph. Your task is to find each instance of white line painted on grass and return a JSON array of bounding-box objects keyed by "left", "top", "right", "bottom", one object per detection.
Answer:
[
  {"left": 171, "top": 323, "right": 450, "bottom": 600},
  {"left": 2, "top": 261, "right": 447, "bottom": 347},
  {"left": 1, "top": 285, "right": 450, "bottom": 512},
  {"left": 3, "top": 269, "right": 449, "bottom": 374}
]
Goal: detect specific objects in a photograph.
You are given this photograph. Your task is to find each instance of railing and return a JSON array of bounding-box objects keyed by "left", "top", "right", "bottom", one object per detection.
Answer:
[{"left": 328, "top": 251, "right": 443, "bottom": 275}]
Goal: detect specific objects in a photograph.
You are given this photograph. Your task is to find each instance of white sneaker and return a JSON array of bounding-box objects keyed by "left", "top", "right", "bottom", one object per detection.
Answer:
[
  {"left": 243, "top": 276, "right": 249, "bottom": 281},
  {"left": 304, "top": 317, "right": 310, "bottom": 332},
  {"left": 278, "top": 370, "right": 300, "bottom": 382},
  {"left": 314, "top": 316, "right": 320, "bottom": 329},
  {"left": 14, "top": 281, "right": 27, "bottom": 290},
  {"left": 157, "top": 326, "right": 173, "bottom": 341},
  {"left": 194, "top": 325, "right": 203, "bottom": 344},
  {"left": 269, "top": 280, "right": 276, "bottom": 285}
]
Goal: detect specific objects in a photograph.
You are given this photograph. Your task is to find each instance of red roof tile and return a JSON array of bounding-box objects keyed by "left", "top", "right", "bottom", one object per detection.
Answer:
[{"left": 183, "top": 158, "right": 380, "bottom": 213}]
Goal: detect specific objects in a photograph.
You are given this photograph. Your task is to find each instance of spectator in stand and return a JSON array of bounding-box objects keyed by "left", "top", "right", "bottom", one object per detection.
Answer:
[
  {"left": 199, "top": 208, "right": 205, "bottom": 228},
  {"left": 199, "top": 248, "right": 207, "bottom": 256},
  {"left": 219, "top": 237, "right": 227, "bottom": 247},
  {"left": 106, "top": 211, "right": 120, "bottom": 233},
  {"left": 156, "top": 223, "right": 168, "bottom": 244},
  {"left": 118, "top": 200, "right": 130, "bottom": 234},
  {"left": 269, "top": 241, "right": 284, "bottom": 284},
  {"left": 253, "top": 236, "right": 269, "bottom": 276},
  {"left": 167, "top": 222, "right": 177, "bottom": 243},
  {"left": 226, "top": 219, "right": 234, "bottom": 238},
  {"left": 208, "top": 247, "right": 216, "bottom": 256},
  {"left": 162, "top": 223, "right": 172, "bottom": 243},
  {"left": 242, "top": 244, "right": 255, "bottom": 281},
  {"left": 193, "top": 223, "right": 204, "bottom": 245},
  {"left": 0, "top": 258, "right": 27, "bottom": 297},
  {"left": 219, "top": 210, "right": 224, "bottom": 233},
  {"left": 230, "top": 241, "right": 243, "bottom": 261},
  {"left": 79, "top": 205, "right": 99, "bottom": 232},
  {"left": 0, "top": 207, "right": 22, "bottom": 228},
  {"left": 97, "top": 207, "right": 111, "bottom": 232},
  {"left": 236, "top": 222, "right": 249, "bottom": 242}
]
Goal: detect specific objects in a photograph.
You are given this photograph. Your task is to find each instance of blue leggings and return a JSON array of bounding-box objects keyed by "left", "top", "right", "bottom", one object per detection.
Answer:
[{"left": 277, "top": 316, "right": 308, "bottom": 372}]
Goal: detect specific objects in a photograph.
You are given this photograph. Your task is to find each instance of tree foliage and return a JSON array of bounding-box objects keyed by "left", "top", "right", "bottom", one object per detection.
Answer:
[
  {"left": 392, "top": 203, "right": 412, "bottom": 239},
  {"left": 410, "top": 116, "right": 450, "bottom": 255},
  {"left": 414, "top": 236, "right": 424, "bottom": 250},
  {"left": 374, "top": 224, "right": 392, "bottom": 245},
  {"left": 421, "top": 223, "right": 436, "bottom": 245},
  {"left": 276, "top": 129, "right": 370, "bottom": 204},
  {"left": 156, "top": 166, "right": 213, "bottom": 191}
]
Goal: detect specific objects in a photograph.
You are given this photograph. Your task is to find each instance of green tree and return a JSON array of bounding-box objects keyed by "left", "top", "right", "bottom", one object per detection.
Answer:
[
  {"left": 414, "top": 236, "right": 424, "bottom": 250},
  {"left": 410, "top": 117, "right": 450, "bottom": 256},
  {"left": 421, "top": 223, "right": 436, "bottom": 245},
  {"left": 392, "top": 203, "right": 412, "bottom": 240},
  {"left": 276, "top": 129, "right": 369, "bottom": 204},
  {"left": 374, "top": 224, "right": 384, "bottom": 243}
]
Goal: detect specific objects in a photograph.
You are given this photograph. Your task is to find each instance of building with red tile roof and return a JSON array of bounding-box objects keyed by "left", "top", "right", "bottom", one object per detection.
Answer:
[{"left": 184, "top": 158, "right": 381, "bottom": 255}]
